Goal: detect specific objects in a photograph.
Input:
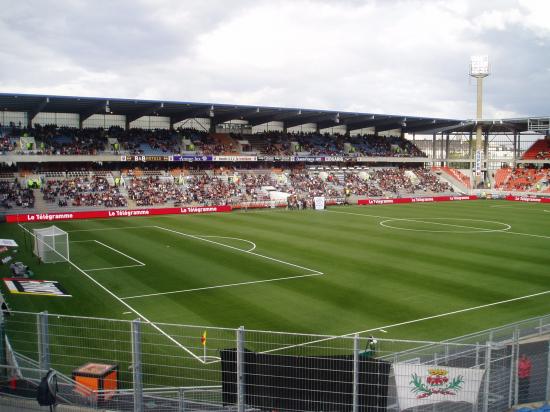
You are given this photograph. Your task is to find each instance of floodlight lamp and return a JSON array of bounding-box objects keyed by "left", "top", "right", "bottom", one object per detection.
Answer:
[
  {"left": 469, "top": 55, "right": 490, "bottom": 77},
  {"left": 334, "top": 113, "right": 340, "bottom": 123},
  {"left": 209, "top": 105, "right": 215, "bottom": 118}
]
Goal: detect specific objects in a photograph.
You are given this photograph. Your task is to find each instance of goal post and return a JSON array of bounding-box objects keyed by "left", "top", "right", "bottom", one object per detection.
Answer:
[{"left": 32, "top": 226, "right": 69, "bottom": 263}]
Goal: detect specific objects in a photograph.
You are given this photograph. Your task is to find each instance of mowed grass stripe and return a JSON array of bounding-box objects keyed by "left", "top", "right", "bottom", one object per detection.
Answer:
[
  {"left": 72, "top": 226, "right": 309, "bottom": 298},
  {"left": 0, "top": 201, "right": 548, "bottom": 341}
]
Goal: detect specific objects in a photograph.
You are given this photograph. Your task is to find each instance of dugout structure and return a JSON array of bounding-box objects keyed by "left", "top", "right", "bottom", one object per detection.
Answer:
[{"left": 33, "top": 226, "right": 69, "bottom": 263}]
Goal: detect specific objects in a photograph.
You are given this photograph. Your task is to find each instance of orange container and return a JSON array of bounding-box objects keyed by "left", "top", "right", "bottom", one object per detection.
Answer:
[{"left": 72, "top": 363, "right": 118, "bottom": 400}]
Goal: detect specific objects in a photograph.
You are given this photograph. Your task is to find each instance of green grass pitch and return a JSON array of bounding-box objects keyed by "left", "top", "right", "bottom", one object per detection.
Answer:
[{"left": 1, "top": 200, "right": 550, "bottom": 343}]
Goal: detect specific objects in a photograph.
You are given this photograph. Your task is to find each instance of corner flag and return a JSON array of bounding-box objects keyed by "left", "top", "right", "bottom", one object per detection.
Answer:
[{"left": 201, "top": 331, "right": 207, "bottom": 346}]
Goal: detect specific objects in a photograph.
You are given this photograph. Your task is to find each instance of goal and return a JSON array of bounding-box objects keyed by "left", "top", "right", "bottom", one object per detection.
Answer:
[{"left": 33, "top": 226, "right": 69, "bottom": 263}]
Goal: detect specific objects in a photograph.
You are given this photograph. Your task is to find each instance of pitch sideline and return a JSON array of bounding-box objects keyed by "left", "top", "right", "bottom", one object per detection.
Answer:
[
  {"left": 18, "top": 224, "right": 208, "bottom": 364},
  {"left": 260, "top": 289, "right": 550, "bottom": 354}
]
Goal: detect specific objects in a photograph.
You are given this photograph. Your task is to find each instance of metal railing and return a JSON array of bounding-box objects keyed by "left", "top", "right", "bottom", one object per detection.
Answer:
[{"left": 0, "top": 311, "right": 548, "bottom": 411}]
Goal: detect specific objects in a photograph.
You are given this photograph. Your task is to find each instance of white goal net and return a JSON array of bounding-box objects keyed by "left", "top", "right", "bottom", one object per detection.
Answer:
[{"left": 33, "top": 226, "right": 69, "bottom": 263}]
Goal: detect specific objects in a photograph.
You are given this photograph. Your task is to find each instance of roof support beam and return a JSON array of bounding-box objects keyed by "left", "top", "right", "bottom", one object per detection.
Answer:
[
  {"left": 316, "top": 118, "right": 350, "bottom": 130},
  {"left": 346, "top": 117, "right": 399, "bottom": 132},
  {"left": 27, "top": 97, "right": 49, "bottom": 127},
  {"left": 248, "top": 110, "right": 302, "bottom": 127},
  {"left": 375, "top": 123, "right": 403, "bottom": 133},
  {"left": 170, "top": 106, "right": 212, "bottom": 126},
  {"left": 79, "top": 100, "right": 110, "bottom": 125},
  {"left": 283, "top": 113, "right": 337, "bottom": 129},
  {"left": 212, "top": 108, "right": 261, "bottom": 125},
  {"left": 125, "top": 102, "right": 164, "bottom": 124},
  {"left": 404, "top": 120, "right": 459, "bottom": 134}
]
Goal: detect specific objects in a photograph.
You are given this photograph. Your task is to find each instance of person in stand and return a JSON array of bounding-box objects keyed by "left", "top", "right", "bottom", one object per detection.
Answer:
[{"left": 518, "top": 353, "right": 532, "bottom": 404}]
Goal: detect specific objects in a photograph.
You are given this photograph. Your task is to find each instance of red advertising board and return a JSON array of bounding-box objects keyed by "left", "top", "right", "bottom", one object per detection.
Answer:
[
  {"left": 505, "top": 195, "right": 550, "bottom": 203},
  {"left": 357, "top": 195, "right": 477, "bottom": 206},
  {"left": 6, "top": 205, "right": 232, "bottom": 223}
]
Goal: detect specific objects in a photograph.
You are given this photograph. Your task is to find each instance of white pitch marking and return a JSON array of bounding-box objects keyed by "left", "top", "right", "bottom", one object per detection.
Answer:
[
  {"left": 92, "top": 240, "right": 145, "bottom": 265},
  {"left": 65, "top": 225, "right": 155, "bottom": 233},
  {"left": 121, "top": 272, "right": 323, "bottom": 300},
  {"left": 331, "top": 209, "right": 550, "bottom": 239},
  {"left": 378, "top": 329, "right": 388, "bottom": 333},
  {"left": 504, "top": 231, "right": 550, "bottom": 239},
  {"left": 70, "top": 240, "right": 96, "bottom": 243},
  {"left": 489, "top": 204, "right": 518, "bottom": 209},
  {"left": 490, "top": 205, "right": 550, "bottom": 212},
  {"left": 328, "top": 210, "right": 391, "bottom": 219},
  {"left": 379, "top": 218, "right": 511, "bottom": 233},
  {"left": 330, "top": 210, "right": 512, "bottom": 233},
  {"left": 260, "top": 289, "right": 550, "bottom": 354},
  {"left": 122, "top": 311, "right": 132, "bottom": 314},
  {"left": 85, "top": 264, "right": 145, "bottom": 272},
  {"left": 154, "top": 225, "right": 323, "bottom": 275},
  {"left": 197, "top": 236, "right": 257, "bottom": 252},
  {"left": 17, "top": 224, "right": 206, "bottom": 364}
]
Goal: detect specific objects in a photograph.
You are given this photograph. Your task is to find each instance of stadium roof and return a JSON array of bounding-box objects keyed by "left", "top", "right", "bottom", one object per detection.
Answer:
[
  {"left": 0, "top": 92, "right": 463, "bottom": 134},
  {"left": 0, "top": 93, "right": 545, "bottom": 134}
]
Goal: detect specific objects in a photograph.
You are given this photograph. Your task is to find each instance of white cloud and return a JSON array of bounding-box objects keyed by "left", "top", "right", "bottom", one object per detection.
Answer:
[{"left": 0, "top": 0, "right": 548, "bottom": 119}]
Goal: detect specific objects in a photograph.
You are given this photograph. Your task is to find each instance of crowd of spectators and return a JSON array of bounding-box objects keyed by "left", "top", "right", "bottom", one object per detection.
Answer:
[
  {"left": 43, "top": 176, "right": 126, "bottom": 207},
  {"left": 0, "top": 136, "right": 16, "bottom": 153},
  {"left": 0, "top": 180, "right": 35, "bottom": 208},
  {"left": 2, "top": 125, "right": 428, "bottom": 158},
  {"left": 344, "top": 174, "right": 383, "bottom": 197},
  {"left": 127, "top": 177, "right": 184, "bottom": 206},
  {"left": 499, "top": 168, "right": 548, "bottom": 192},
  {"left": 117, "top": 128, "right": 180, "bottom": 154},
  {"left": 9, "top": 125, "right": 107, "bottom": 155},
  {"left": 372, "top": 168, "right": 415, "bottom": 194},
  {"left": 286, "top": 173, "right": 341, "bottom": 198},
  {"left": 2, "top": 167, "right": 456, "bottom": 211},
  {"left": 414, "top": 168, "right": 453, "bottom": 193}
]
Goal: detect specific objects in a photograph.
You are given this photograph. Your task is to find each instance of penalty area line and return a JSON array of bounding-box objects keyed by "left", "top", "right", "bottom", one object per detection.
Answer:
[
  {"left": 92, "top": 240, "right": 145, "bottom": 265},
  {"left": 17, "top": 224, "right": 206, "bottom": 364},
  {"left": 121, "top": 272, "right": 324, "bottom": 300},
  {"left": 260, "top": 289, "right": 550, "bottom": 354},
  {"left": 85, "top": 264, "right": 145, "bottom": 272},
  {"left": 153, "top": 225, "right": 323, "bottom": 275}
]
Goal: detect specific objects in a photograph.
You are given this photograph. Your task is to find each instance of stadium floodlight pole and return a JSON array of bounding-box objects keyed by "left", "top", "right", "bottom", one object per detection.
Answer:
[{"left": 469, "top": 55, "right": 490, "bottom": 188}]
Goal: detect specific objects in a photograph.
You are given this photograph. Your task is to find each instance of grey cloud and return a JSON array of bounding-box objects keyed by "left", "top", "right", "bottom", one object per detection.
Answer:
[{"left": 0, "top": 0, "right": 548, "bottom": 119}]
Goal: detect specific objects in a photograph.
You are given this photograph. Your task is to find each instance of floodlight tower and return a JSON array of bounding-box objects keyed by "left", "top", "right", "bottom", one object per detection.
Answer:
[{"left": 469, "top": 55, "right": 490, "bottom": 187}]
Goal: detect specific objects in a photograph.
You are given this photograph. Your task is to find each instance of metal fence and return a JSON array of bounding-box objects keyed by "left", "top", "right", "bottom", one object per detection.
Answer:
[{"left": 0, "top": 311, "right": 548, "bottom": 411}]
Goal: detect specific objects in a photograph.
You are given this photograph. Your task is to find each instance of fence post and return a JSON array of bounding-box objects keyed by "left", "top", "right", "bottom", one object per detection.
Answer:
[
  {"left": 178, "top": 387, "right": 186, "bottom": 412},
  {"left": 37, "top": 311, "right": 50, "bottom": 371},
  {"left": 131, "top": 318, "right": 144, "bottom": 412},
  {"left": 352, "top": 334, "right": 359, "bottom": 412},
  {"left": 546, "top": 340, "right": 550, "bottom": 401},
  {"left": 508, "top": 329, "right": 518, "bottom": 407},
  {"left": 483, "top": 342, "right": 492, "bottom": 412},
  {"left": 514, "top": 329, "right": 520, "bottom": 406},
  {"left": 236, "top": 326, "right": 245, "bottom": 412}
]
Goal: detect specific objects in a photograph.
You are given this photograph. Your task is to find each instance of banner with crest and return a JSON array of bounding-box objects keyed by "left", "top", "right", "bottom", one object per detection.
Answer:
[{"left": 393, "top": 364, "right": 485, "bottom": 410}]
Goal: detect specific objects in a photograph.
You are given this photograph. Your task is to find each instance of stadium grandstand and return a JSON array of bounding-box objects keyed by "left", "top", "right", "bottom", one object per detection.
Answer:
[
  {"left": 0, "top": 93, "right": 549, "bottom": 216},
  {"left": 1, "top": 93, "right": 550, "bottom": 412}
]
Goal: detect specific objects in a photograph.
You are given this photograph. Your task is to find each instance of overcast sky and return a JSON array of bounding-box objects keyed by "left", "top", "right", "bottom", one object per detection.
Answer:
[{"left": 1, "top": 0, "right": 549, "bottom": 120}]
